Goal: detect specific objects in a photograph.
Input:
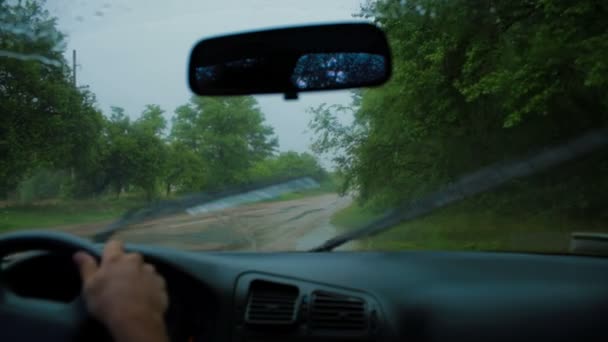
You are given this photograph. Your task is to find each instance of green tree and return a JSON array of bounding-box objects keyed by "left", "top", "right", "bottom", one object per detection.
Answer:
[
  {"left": 129, "top": 125, "right": 166, "bottom": 201},
  {"left": 171, "top": 96, "right": 278, "bottom": 188},
  {"left": 311, "top": 0, "right": 608, "bottom": 209},
  {"left": 102, "top": 107, "right": 136, "bottom": 198},
  {"left": 137, "top": 104, "right": 167, "bottom": 137},
  {"left": 100, "top": 105, "right": 169, "bottom": 200},
  {"left": 251, "top": 151, "right": 327, "bottom": 181},
  {"left": 162, "top": 142, "right": 206, "bottom": 196},
  {"left": 0, "top": 0, "right": 104, "bottom": 197},
  {"left": 131, "top": 104, "right": 169, "bottom": 199}
]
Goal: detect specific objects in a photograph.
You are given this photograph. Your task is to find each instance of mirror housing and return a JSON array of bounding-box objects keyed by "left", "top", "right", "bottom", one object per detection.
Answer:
[{"left": 188, "top": 23, "right": 391, "bottom": 99}]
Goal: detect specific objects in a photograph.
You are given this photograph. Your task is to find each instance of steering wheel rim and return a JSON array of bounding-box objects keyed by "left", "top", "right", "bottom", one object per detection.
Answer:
[
  {"left": 0, "top": 231, "right": 100, "bottom": 257},
  {"left": 0, "top": 231, "right": 108, "bottom": 341}
]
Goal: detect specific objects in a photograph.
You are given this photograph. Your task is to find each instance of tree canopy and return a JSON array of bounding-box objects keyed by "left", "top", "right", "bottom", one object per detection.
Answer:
[
  {"left": 0, "top": 0, "right": 104, "bottom": 197},
  {"left": 311, "top": 0, "right": 608, "bottom": 212},
  {"left": 0, "top": 0, "right": 328, "bottom": 203},
  {"left": 171, "top": 96, "right": 279, "bottom": 188},
  {"left": 0, "top": 0, "right": 327, "bottom": 202}
]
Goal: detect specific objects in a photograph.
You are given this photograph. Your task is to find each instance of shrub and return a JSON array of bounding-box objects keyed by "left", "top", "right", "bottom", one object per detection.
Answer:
[{"left": 17, "top": 169, "right": 71, "bottom": 204}]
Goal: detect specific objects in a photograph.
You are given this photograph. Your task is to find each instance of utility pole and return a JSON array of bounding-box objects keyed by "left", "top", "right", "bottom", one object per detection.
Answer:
[
  {"left": 72, "top": 49, "right": 77, "bottom": 86},
  {"left": 70, "top": 49, "right": 77, "bottom": 181}
]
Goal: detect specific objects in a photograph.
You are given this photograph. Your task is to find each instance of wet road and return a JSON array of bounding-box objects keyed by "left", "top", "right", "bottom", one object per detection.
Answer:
[{"left": 60, "top": 194, "right": 355, "bottom": 251}]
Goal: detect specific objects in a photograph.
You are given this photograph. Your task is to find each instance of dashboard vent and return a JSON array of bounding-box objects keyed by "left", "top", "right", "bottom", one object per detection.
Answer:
[
  {"left": 309, "top": 291, "right": 367, "bottom": 331},
  {"left": 245, "top": 280, "right": 298, "bottom": 325}
]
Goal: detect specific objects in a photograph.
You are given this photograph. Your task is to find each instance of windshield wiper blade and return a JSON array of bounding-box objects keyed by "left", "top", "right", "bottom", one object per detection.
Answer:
[
  {"left": 311, "top": 127, "right": 608, "bottom": 252},
  {"left": 92, "top": 176, "right": 320, "bottom": 243}
]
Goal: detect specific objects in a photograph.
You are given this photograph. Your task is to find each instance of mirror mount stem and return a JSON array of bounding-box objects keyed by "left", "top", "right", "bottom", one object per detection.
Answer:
[{"left": 284, "top": 92, "right": 298, "bottom": 100}]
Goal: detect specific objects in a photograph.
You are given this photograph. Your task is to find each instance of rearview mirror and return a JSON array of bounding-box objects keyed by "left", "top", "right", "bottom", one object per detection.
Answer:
[{"left": 188, "top": 23, "right": 391, "bottom": 99}]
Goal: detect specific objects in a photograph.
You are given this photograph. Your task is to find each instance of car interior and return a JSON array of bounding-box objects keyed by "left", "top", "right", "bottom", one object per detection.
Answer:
[{"left": 1, "top": 21, "right": 607, "bottom": 342}]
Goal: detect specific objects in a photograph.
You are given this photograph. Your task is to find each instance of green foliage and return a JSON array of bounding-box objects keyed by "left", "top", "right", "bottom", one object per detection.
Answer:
[
  {"left": 308, "top": 101, "right": 367, "bottom": 196},
  {"left": 101, "top": 107, "right": 136, "bottom": 197},
  {"left": 129, "top": 126, "right": 166, "bottom": 200},
  {"left": 171, "top": 96, "right": 279, "bottom": 188},
  {"left": 0, "top": 0, "right": 332, "bottom": 210},
  {"left": 99, "top": 106, "right": 168, "bottom": 200},
  {"left": 332, "top": 173, "right": 608, "bottom": 253},
  {"left": 311, "top": 0, "right": 608, "bottom": 213},
  {"left": 0, "top": 196, "right": 144, "bottom": 232},
  {"left": 16, "top": 168, "right": 70, "bottom": 204},
  {"left": 136, "top": 104, "right": 167, "bottom": 137},
  {"left": 162, "top": 142, "right": 206, "bottom": 195},
  {"left": 0, "top": 0, "right": 104, "bottom": 197},
  {"left": 251, "top": 151, "right": 327, "bottom": 182}
]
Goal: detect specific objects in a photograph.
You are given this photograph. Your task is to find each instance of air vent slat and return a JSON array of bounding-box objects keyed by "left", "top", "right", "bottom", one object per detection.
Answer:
[
  {"left": 313, "top": 311, "right": 363, "bottom": 315},
  {"left": 249, "top": 317, "right": 294, "bottom": 320},
  {"left": 249, "top": 312, "right": 294, "bottom": 316},
  {"left": 249, "top": 315, "right": 294, "bottom": 319},
  {"left": 249, "top": 312, "right": 295, "bottom": 316},
  {"left": 250, "top": 304, "right": 294, "bottom": 308},
  {"left": 245, "top": 281, "right": 298, "bottom": 325},
  {"left": 249, "top": 307, "right": 294, "bottom": 312},
  {"left": 312, "top": 304, "right": 365, "bottom": 309},
  {"left": 309, "top": 292, "right": 368, "bottom": 332}
]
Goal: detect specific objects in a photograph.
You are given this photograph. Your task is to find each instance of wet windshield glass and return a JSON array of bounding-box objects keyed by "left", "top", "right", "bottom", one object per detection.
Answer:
[{"left": 1, "top": 0, "right": 607, "bottom": 254}]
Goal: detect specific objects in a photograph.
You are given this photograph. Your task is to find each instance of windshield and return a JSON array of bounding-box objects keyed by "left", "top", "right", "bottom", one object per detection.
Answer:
[{"left": 2, "top": 0, "right": 607, "bottom": 254}]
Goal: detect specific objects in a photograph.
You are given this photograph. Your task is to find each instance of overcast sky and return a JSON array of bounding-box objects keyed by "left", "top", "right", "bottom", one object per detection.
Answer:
[{"left": 46, "top": 0, "right": 365, "bottom": 154}]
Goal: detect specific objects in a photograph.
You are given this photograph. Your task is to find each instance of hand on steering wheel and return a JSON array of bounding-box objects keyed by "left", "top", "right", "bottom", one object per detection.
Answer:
[
  {"left": 0, "top": 231, "right": 169, "bottom": 342},
  {"left": 75, "top": 240, "right": 169, "bottom": 342}
]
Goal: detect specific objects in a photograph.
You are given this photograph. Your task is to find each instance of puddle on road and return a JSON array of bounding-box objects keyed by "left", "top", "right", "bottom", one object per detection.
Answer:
[
  {"left": 295, "top": 223, "right": 359, "bottom": 251},
  {"left": 186, "top": 178, "right": 320, "bottom": 215},
  {"left": 96, "top": 194, "right": 356, "bottom": 252}
]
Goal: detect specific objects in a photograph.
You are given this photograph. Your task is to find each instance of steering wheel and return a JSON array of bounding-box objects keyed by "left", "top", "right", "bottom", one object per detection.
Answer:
[{"left": 0, "top": 231, "right": 109, "bottom": 341}]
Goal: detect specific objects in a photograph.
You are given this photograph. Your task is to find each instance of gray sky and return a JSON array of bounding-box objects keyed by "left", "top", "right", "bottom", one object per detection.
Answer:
[{"left": 47, "top": 0, "right": 365, "bottom": 154}]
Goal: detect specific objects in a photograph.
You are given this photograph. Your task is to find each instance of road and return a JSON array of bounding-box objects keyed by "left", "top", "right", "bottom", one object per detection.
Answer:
[{"left": 60, "top": 194, "right": 356, "bottom": 251}]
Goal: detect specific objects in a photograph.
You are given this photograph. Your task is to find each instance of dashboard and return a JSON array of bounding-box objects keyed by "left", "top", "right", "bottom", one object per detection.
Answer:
[{"left": 3, "top": 246, "right": 608, "bottom": 342}]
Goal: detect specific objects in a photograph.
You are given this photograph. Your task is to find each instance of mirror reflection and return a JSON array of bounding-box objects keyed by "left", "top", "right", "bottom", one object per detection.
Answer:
[
  {"left": 291, "top": 52, "right": 387, "bottom": 90},
  {"left": 194, "top": 52, "right": 387, "bottom": 92}
]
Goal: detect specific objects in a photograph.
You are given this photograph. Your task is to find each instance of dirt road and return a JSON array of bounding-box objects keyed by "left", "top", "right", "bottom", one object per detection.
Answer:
[{"left": 60, "top": 194, "right": 355, "bottom": 251}]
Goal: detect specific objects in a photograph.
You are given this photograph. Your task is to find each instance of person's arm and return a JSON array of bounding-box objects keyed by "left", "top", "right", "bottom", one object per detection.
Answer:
[{"left": 73, "top": 240, "right": 170, "bottom": 342}]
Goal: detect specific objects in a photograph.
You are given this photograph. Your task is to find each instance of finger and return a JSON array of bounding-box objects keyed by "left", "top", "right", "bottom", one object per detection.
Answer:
[
  {"left": 73, "top": 251, "right": 98, "bottom": 282},
  {"left": 125, "top": 253, "right": 144, "bottom": 265},
  {"left": 155, "top": 273, "right": 167, "bottom": 290},
  {"left": 159, "top": 290, "right": 169, "bottom": 312},
  {"left": 143, "top": 264, "right": 156, "bottom": 274},
  {"left": 103, "top": 240, "right": 124, "bottom": 262}
]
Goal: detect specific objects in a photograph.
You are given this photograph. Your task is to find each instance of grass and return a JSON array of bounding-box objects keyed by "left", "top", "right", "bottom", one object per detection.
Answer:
[
  {"left": 0, "top": 197, "right": 144, "bottom": 232},
  {"left": 329, "top": 154, "right": 608, "bottom": 253},
  {"left": 331, "top": 199, "right": 608, "bottom": 253}
]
